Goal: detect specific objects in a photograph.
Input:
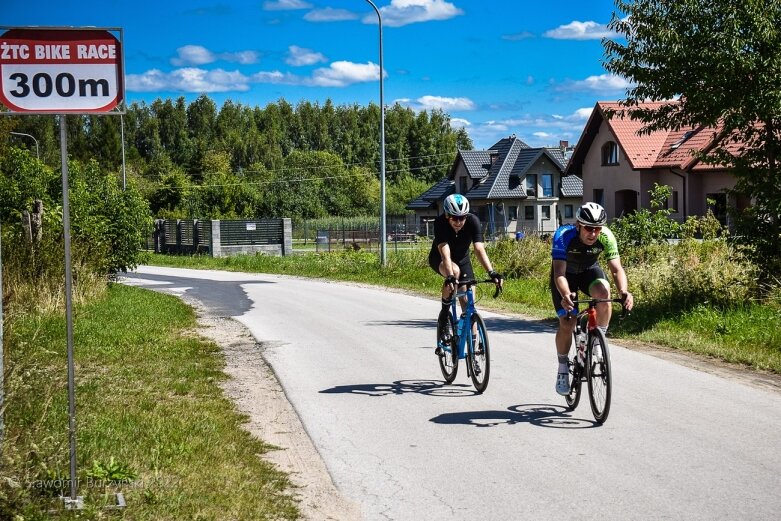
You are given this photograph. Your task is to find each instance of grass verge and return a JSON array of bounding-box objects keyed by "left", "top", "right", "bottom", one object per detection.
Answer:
[
  {"left": 144, "top": 250, "right": 781, "bottom": 374},
  {"left": 1, "top": 283, "right": 299, "bottom": 520}
]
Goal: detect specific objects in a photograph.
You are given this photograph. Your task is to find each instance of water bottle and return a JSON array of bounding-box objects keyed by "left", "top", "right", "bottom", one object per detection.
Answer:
[
  {"left": 576, "top": 331, "right": 586, "bottom": 365},
  {"left": 457, "top": 313, "right": 466, "bottom": 335}
]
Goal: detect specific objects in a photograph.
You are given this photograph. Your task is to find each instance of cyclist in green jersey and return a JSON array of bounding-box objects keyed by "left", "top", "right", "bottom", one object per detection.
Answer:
[{"left": 550, "top": 202, "right": 635, "bottom": 395}]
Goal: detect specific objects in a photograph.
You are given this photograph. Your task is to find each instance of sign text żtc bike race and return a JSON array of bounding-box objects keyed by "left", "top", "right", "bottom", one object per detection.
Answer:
[{"left": 0, "top": 28, "right": 123, "bottom": 113}]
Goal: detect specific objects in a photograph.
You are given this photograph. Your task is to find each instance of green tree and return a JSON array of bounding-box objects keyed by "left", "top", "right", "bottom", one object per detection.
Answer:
[
  {"left": 0, "top": 147, "right": 59, "bottom": 223},
  {"left": 611, "top": 183, "right": 682, "bottom": 250},
  {"left": 604, "top": 0, "right": 781, "bottom": 271}
]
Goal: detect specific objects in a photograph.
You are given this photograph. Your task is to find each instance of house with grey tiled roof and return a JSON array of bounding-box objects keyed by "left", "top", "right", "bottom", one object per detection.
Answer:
[
  {"left": 407, "top": 135, "right": 582, "bottom": 237},
  {"left": 566, "top": 101, "right": 750, "bottom": 225}
]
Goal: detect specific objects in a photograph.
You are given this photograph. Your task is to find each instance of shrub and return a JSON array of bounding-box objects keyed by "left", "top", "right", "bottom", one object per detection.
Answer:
[
  {"left": 623, "top": 239, "right": 758, "bottom": 312},
  {"left": 486, "top": 236, "right": 550, "bottom": 279}
]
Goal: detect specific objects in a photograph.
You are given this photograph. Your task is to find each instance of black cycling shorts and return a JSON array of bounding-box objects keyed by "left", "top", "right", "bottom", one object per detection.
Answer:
[
  {"left": 550, "top": 264, "right": 609, "bottom": 315},
  {"left": 429, "top": 255, "right": 475, "bottom": 281}
]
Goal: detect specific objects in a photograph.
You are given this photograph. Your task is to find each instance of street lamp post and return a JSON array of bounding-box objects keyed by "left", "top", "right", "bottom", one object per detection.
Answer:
[
  {"left": 364, "top": 0, "right": 387, "bottom": 267},
  {"left": 10, "top": 131, "right": 40, "bottom": 161}
]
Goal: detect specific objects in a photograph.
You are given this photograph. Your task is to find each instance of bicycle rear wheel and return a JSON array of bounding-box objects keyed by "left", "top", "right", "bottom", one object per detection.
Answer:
[
  {"left": 467, "top": 313, "right": 490, "bottom": 393},
  {"left": 437, "top": 313, "right": 458, "bottom": 383},
  {"left": 587, "top": 328, "right": 612, "bottom": 423},
  {"left": 565, "top": 334, "right": 582, "bottom": 410}
]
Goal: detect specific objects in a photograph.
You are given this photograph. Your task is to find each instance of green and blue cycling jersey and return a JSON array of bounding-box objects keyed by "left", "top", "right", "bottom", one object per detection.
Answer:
[{"left": 551, "top": 224, "right": 620, "bottom": 274}]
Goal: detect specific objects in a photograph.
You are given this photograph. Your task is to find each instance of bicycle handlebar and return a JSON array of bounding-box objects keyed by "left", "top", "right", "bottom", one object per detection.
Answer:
[
  {"left": 568, "top": 293, "right": 630, "bottom": 319},
  {"left": 457, "top": 278, "right": 503, "bottom": 299}
]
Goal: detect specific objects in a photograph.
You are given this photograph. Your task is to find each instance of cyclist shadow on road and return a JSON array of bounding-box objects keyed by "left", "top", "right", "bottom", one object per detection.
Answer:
[
  {"left": 320, "top": 379, "right": 479, "bottom": 397},
  {"left": 430, "top": 404, "right": 599, "bottom": 429},
  {"left": 365, "top": 317, "right": 554, "bottom": 335}
]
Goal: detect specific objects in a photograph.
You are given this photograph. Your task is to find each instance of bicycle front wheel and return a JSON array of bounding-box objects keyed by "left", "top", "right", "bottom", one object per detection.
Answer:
[
  {"left": 587, "top": 328, "right": 612, "bottom": 423},
  {"left": 437, "top": 313, "right": 458, "bottom": 383},
  {"left": 467, "top": 313, "right": 490, "bottom": 393}
]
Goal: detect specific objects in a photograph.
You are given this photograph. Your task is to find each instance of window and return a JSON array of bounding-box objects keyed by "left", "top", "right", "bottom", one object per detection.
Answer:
[
  {"left": 509, "top": 205, "right": 518, "bottom": 220},
  {"left": 564, "top": 204, "right": 573, "bottom": 218},
  {"left": 593, "top": 189, "right": 605, "bottom": 206},
  {"left": 459, "top": 176, "right": 468, "bottom": 194},
  {"left": 706, "top": 193, "right": 727, "bottom": 225},
  {"left": 542, "top": 205, "right": 551, "bottom": 220},
  {"left": 672, "top": 191, "right": 679, "bottom": 213},
  {"left": 526, "top": 174, "right": 537, "bottom": 196},
  {"left": 541, "top": 174, "right": 553, "bottom": 197},
  {"left": 601, "top": 141, "right": 619, "bottom": 165},
  {"left": 524, "top": 206, "right": 534, "bottom": 220}
]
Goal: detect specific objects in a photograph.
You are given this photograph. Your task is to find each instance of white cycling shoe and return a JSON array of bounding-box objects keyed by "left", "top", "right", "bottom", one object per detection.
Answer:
[{"left": 555, "top": 372, "right": 570, "bottom": 396}]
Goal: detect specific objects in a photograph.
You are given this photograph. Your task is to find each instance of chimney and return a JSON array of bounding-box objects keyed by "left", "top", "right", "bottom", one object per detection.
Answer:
[{"left": 559, "top": 140, "right": 569, "bottom": 149}]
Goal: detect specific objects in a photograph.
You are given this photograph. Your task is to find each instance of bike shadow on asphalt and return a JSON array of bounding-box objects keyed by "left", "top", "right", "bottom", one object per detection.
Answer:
[
  {"left": 365, "top": 317, "right": 554, "bottom": 335},
  {"left": 320, "top": 379, "right": 480, "bottom": 398},
  {"left": 429, "top": 404, "right": 599, "bottom": 429}
]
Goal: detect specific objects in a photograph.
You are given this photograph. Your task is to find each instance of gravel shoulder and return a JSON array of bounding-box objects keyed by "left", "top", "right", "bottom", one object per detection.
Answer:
[{"left": 183, "top": 295, "right": 362, "bottom": 521}]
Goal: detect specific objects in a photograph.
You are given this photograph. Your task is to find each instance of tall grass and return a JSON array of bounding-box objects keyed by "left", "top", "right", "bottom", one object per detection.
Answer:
[{"left": 1, "top": 230, "right": 106, "bottom": 321}]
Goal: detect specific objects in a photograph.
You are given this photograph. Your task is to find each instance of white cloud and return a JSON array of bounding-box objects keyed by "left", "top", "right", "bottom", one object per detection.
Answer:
[
  {"left": 250, "top": 70, "right": 305, "bottom": 85},
  {"left": 450, "top": 117, "right": 471, "bottom": 128},
  {"left": 467, "top": 107, "right": 595, "bottom": 149},
  {"left": 286, "top": 45, "right": 327, "bottom": 66},
  {"left": 363, "top": 0, "right": 464, "bottom": 28},
  {"left": 418, "top": 95, "right": 475, "bottom": 111},
  {"left": 171, "top": 45, "right": 214, "bottom": 66},
  {"left": 561, "top": 73, "right": 632, "bottom": 92},
  {"left": 128, "top": 59, "right": 382, "bottom": 92},
  {"left": 395, "top": 95, "right": 476, "bottom": 112},
  {"left": 263, "top": 0, "right": 312, "bottom": 11},
  {"left": 304, "top": 8, "right": 358, "bottom": 22},
  {"left": 309, "top": 61, "right": 382, "bottom": 87},
  {"left": 574, "top": 107, "right": 594, "bottom": 119},
  {"left": 126, "top": 68, "right": 251, "bottom": 93},
  {"left": 171, "top": 45, "right": 259, "bottom": 66},
  {"left": 544, "top": 20, "right": 618, "bottom": 40}
]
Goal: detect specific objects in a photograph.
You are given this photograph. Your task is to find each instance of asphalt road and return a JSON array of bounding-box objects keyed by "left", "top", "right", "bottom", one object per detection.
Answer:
[{"left": 122, "top": 266, "right": 781, "bottom": 521}]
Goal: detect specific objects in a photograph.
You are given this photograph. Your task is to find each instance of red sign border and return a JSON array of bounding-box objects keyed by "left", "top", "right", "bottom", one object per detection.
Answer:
[{"left": 0, "top": 26, "right": 125, "bottom": 115}]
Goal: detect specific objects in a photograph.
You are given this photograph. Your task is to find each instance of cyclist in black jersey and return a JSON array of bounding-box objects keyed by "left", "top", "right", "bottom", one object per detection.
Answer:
[
  {"left": 550, "top": 202, "right": 634, "bottom": 395},
  {"left": 429, "top": 194, "right": 503, "bottom": 349}
]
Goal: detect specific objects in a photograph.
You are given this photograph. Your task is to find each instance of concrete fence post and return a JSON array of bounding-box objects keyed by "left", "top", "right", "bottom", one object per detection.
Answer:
[
  {"left": 210, "top": 220, "right": 221, "bottom": 258},
  {"left": 281, "top": 218, "right": 292, "bottom": 256}
]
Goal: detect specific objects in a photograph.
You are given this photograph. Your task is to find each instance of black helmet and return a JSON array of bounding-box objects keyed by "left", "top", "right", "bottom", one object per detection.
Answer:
[{"left": 576, "top": 202, "right": 607, "bottom": 226}]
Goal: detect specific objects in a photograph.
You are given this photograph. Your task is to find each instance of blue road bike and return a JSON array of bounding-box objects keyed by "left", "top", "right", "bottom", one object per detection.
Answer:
[{"left": 436, "top": 278, "right": 501, "bottom": 393}]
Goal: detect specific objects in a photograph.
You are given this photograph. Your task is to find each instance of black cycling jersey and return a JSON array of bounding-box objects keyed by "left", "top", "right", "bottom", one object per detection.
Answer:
[{"left": 428, "top": 213, "right": 483, "bottom": 265}]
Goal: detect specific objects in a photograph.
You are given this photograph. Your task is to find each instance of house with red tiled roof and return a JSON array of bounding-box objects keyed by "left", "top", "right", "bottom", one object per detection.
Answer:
[
  {"left": 565, "top": 101, "right": 750, "bottom": 225},
  {"left": 407, "top": 136, "right": 582, "bottom": 237}
]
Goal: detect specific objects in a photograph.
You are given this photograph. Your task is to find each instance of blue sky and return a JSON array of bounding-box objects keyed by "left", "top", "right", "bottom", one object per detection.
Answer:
[{"left": 2, "top": 0, "right": 629, "bottom": 150}]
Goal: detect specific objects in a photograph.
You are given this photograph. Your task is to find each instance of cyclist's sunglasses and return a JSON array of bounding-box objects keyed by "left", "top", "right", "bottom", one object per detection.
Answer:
[
  {"left": 583, "top": 225, "right": 602, "bottom": 233},
  {"left": 448, "top": 215, "right": 467, "bottom": 222}
]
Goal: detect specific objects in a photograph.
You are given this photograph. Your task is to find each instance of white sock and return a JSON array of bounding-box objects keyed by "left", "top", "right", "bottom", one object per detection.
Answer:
[{"left": 598, "top": 325, "right": 608, "bottom": 335}]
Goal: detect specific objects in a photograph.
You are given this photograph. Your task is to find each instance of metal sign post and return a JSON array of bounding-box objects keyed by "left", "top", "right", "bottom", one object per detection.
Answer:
[
  {"left": 1, "top": 220, "right": 4, "bottom": 444},
  {"left": 0, "top": 26, "right": 124, "bottom": 509}
]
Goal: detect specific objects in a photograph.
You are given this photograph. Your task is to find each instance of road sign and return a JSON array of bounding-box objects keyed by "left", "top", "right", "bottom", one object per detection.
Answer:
[{"left": 0, "top": 27, "right": 123, "bottom": 113}]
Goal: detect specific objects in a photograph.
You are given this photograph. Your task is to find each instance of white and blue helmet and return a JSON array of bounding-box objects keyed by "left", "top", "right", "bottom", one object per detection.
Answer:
[{"left": 443, "top": 194, "right": 470, "bottom": 217}]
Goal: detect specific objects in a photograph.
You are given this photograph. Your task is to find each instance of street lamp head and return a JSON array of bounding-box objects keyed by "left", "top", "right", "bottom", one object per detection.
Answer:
[{"left": 9, "top": 131, "right": 40, "bottom": 161}]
